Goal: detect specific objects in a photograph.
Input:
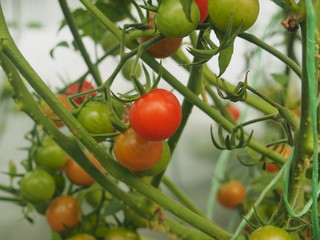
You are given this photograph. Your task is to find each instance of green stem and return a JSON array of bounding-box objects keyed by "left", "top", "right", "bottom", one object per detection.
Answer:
[
  {"left": 238, "top": 32, "right": 302, "bottom": 78},
  {"left": 163, "top": 176, "right": 204, "bottom": 217},
  {"left": 58, "top": 0, "right": 102, "bottom": 86}
]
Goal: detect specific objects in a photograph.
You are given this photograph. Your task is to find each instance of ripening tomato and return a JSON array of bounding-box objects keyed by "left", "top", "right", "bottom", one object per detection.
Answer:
[
  {"left": 194, "top": 0, "right": 209, "bottom": 23},
  {"left": 104, "top": 228, "right": 140, "bottom": 240},
  {"left": 265, "top": 163, "right": 279, "bottom": 173},
  {"left": 67, "top": 234, "right": 96, "bottom": 240},
  {"left": 113, "top": 127, "right": 163, "bottom": 171},
  {"left": 141, "top": 12, "right": 182, "bottom": 58},
  {"left": 34, "top": 137, "right": 68, "bottom": 171},
  {"left": 46, "top": 195, "right": 82, "bottom": 232},
  {"left": 217, "top": 180, "right": 246, "bottom": 208},
  {"left": 40, "top": 94, "right": 73, "bottom": 127},
  {"left": 20, "top": 168, "right": 56, "bottom": 203},
  {"left": 129, "top": 89, "right": 182, "bottom": 141},
  {"left": 249, "top": 225, "right": 292, "bottom": 240},
  {"left": 65, "top": 152, "right": 104, "bottom": 186},
  {"left": 208, "top": 0, "right": 259, "bottom": 32},
  {"left": 226, "top": 105, "right": 240, "bottom": 121},
  {"left": 155, "top": 0, "right": 200, "bottom": 38},
  {"left": 76, "top": 101, "right": 115, "bottom": 142},
  {"left": 136, "top": 141, "right": 170, "bottom": 176},
  {"left": 65, "top": 80, "right": 96, "bottom": 104},
  {"left": 265, "top": 145, "right": 291, "bottom": 172}
]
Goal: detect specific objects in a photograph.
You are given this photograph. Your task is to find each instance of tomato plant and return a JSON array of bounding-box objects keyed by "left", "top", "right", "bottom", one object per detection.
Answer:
[
  {"left": 67, "top": 234, "right": 96, "bottom": 240},
  {"left": 46, "top": 195, "right": 82, "bottom": 232},
  {"left": 217, "top": 180, "right": 246, "bottom": 208},
  {"left": 249, "top": 225, "right": 292, "bottom": 240},
  {"left": 226, "top": 104, "right": 240, "bottom": 121},
  {"left": 40, "top": 94, "right": 73, "bottom": 127},
  {"left": 155, "top": 0, "right": 200, "bottom": 38},
  {"left": 103, "top": 228, "right": 140, "bottom": 240},
  {"left": 113, "top": 127, "right": 163, "bottom": 171},
  {"left": 141, "top": 12, "right": 182, "bottom": 59},
  {"left": 129, "top": 89, "right": 182, "bottom": 141},
  {"left": 121, "top": 59, "right": 142, "bottom": 80},
  {"left": 65, "top": 152, "right": 103, "bottom": 186},
  {"left": 194, "top": 0, "right": 209, "bottom": 23},
  {"left": 34, "top": 137, "right": 68, "bottom": 171},
  {"left": 65, "top": 80, "right": 96, "bottom": 104},
  {"left": 208, "top": 0, "right": 259, "bottom": 32},
  {"left": 20, "top": 168, "right": 56, "bottom": 203},
  {"left": 76, "top": 101, "right": 114, "bottom": 141}
]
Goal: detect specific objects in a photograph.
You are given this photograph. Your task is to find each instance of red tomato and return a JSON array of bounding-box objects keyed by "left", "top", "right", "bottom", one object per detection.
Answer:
[
  {"left": 226, "top": 105, "right": 240, "bottom": 121},
  {"left": 194, "top": 0, "right": 209, "bottom": 23},
  {"left": 65, "top": 80, "right": 96, "bottom": 104},
  {"left": 265, "top": 163, "right": 279, "bottom": 173},
  {"left": 141, "top": 12, "right": 183, "bottom": 59},
  {"left": 46, "top": 195, "right": 82, "bottom": 232},
  {"left": 217, "top": 180, "right": 246, "bottom": 208},
  {"left": 113, "top": 127, "right": 163, "bottom": 171},
  {"left": 129, "top": 89, "right": 182, "bottom": 141}
]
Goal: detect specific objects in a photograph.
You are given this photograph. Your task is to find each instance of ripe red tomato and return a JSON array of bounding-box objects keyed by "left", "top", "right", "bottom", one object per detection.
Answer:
[
  {"left": 40, "top": 94, "right": 73, "bottom": 128},
  {"left": 226, "top": 105, "right": 240, "bottom": 121},
  {"left": 113, "top": 127, "right": 163, "bottom": 171},
  {"left": 265, "top": 163, "right": 279, "bottom": 173},
  {"left": 141, "top": 12, "right": 182, "bottom": 59},
  {"left": 194, "top": 0, "right": 209, "bottom": 23},
  {"left": 20, "top": 168, "right": 56, "bottom": 203},
  {"left": 129, "top": 89, "right": 182, "bottom": 141},
  {"left": 104, "top": 228, "right": 140, "bottom": 240},
  {"left": 67, "top": 234, "right": 96, "bottom": 240},
  {"left": 46, "top": 195, "right": 82, "bottom": 232},
  {"left": 76, "top": 101, "right": 115, "bottom": 142},
  {"left": 155, "top": 0, "right": 200, "bottom": 38},
  {"left": 65, "top": 152, "right": 103, "bottom": 186},
  {"left": 208, "top": 0, "right": 259, "bottom": 32},
  {"left": 65, "top": 80, "right": 96, "bottom": 104},
  {"left": 217, "top": 180, "right": 246, "bottom": 208},
  {"left": 249, "top": 225, "right": 292, "bottom": 240},
  {"left": 34, "top": 137, "right": 68, "bottom": 171}
]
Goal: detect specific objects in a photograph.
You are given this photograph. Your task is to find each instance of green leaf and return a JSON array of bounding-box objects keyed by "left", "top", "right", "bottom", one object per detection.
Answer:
[
  {"left": 49, "top": 41, "right": 69, "bottom": 58},
  {"left": 271, "top": 73, "right": 289, "bottom": 86},
  {"left": 179, "top": 0, "right": 194, "bottom": 22},
  {"left": 218, "top": 41, "right": 234, "bottom": 77}
]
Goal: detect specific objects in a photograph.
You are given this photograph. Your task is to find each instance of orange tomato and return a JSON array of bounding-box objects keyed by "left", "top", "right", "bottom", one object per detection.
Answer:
[
  {"left": 46, "top": 195, "right": 81, "bottom": 232},
  {"left": 40, "top": 94, "right": 73, "bottom": 127},
  {"left": 217, "top": 180, "right": 246, "bottom": 208},
  {"left": 65, "top": 152, "right": 103, "bottom": 186}
]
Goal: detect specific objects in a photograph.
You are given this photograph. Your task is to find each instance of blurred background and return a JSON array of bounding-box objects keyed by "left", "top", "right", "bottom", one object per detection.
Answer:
[{"left": 0, "top": 0, "right": 295, "bottom": 239}]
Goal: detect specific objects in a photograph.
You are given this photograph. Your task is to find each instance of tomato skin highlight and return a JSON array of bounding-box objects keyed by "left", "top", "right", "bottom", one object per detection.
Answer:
[
  {"left": 20, "top": 168, "right": 56, "bottom": 203},
  {"left": 208, "top": 0, "right": 259, "bottom": 32},
  {"left": 129, "top": 89, "right": 182, "bottom": 141},
  {"left": 46, "top": 195, "right": 82, "bottom": 232},
  {"left": 114, "top": 128, "right": 163, "bottom": 171},
  {"left": 194, "top": 0, "right": 209, "bottom": 23},
  {"left": 155, "top": 0, "right": 200, "bottom": 38},
  {"left": 217, "top": 180, "right": 246, "bottom": 208},
  {"left": 249, "top": 225, "right": 292, "bottom": 240}
]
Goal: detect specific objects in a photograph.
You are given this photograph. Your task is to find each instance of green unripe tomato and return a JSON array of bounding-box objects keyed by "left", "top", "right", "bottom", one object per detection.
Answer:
[
  {"left": 76, "top": 101, "right": 115, "bottom": 142},
  {"left": 155, "top": 0, "right": 200, "bottom": 38},
  {"left": 121, "top": 59, "right": 142, "bottom": 81},
  {"left": 34, "top": 137, "right": 68, "bottom": 171},
  {"left": 208, "top": 0, "right": 259, "bottom": 32},
  {"left": 20, "top": 168, "right": 56, "bottom": 202},
  {"left": 67, "top": 234, "right": 96, "bottom": 240},
  {"left": 250, "top": 226, "right": 292, "bottom": 240},
  {"left": 85, "top": 186, "right": 111, "bottom": 208},
  {"left": 136, "top": 141, "right": 170, "bottom": 176},
  {"left": 100, "top": 31, "right": 120, "bottom": 56},
  {"left": 104, "top": 228, "right": 140, "bottom": 240}
]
